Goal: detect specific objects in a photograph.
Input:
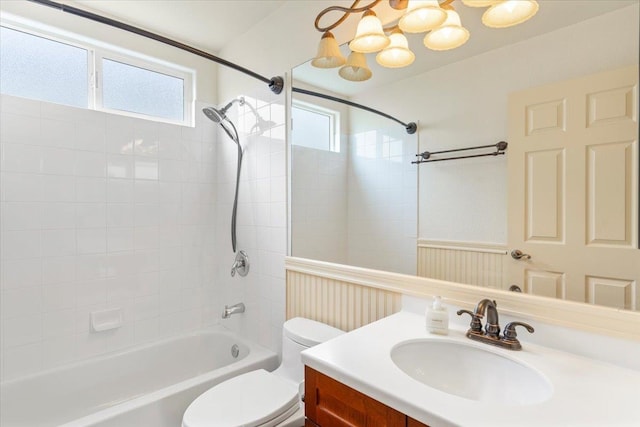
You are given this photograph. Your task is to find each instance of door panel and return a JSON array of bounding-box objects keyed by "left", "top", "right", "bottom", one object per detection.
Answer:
[{"left": 508, "top": 65, "right": 639, "bottom": 309}]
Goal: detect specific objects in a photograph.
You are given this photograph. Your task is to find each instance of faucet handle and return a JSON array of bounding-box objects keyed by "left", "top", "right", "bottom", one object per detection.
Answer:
[
  {"left": 456, "top": 309, "right": 482, "bottom": 333},
  {"left": 503, "top": 321, "right": 534, "bottom": 340}
]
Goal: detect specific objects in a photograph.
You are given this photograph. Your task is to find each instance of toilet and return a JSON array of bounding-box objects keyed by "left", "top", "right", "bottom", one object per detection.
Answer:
[{"left": 182, "top": 317, "right": 344, "bottom": 427}]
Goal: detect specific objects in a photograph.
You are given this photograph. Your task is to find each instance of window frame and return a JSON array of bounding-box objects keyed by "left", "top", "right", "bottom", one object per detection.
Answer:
[
  {"left": 0, "top": 18, "right": 194, "bottom": 126},
  {"left": 292, "top": 99, "right": 341, "bottom": 152}
]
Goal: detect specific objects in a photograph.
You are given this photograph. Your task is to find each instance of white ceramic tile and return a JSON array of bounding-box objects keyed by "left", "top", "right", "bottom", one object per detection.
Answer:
[
  {"left": 1, "top": 143, "right": 42, "bottom": 173},
  {"left": 107, "top": 227, "right": 134, "bottom": 253},
  {"left": 105, "top": 116, "right": 135, "bottom": 155},
  {"left": 42, "top": 309, "right": 76, "bottom": 338},
  {"left": 41, "top": 118, "right": 76, "bottom": 149},
  {"left": 2, "top": 314, "right": 42, "bottom": 347},
  {"left": 42, "top": 334, "right": 77, "bottom": 369},
  {"left": 133, "top": 295, "right": 159, "bottom": 321},
  {"left": 76, "top": 280, "right": 108, "bottom": 307},
  {"left": 42, "top": 175, "right": 75, "bottom": 202},
  {"left": 41, "top": 147, "right": 76, "bottom": 175},
  {"left": 106, "top": 276, "right": 135, "bottom": 302},
  {"left": 76, "top": 118, "right": 106, "bottom": 152},
  {"left": 160, "top": 158, "right": 187, "bottom": 185},
  {"left": 1, "top": 201, "right": 42, "bottom": 230},
  {"left": 107, "top": 203, "right": 134, "bottom": 227},
  {"left": 134, "top": 180, "right": 159, "bottom": 203},
  {"left": 105, "top": 324, "right": 134, "bottom": 352},
  {"left": 1, "top": 95, "right": 41, "bottom": 117},
  {"left": 134, "top": 122, "right": 159, "bottom": 157},
  {"left": 158, "top": 124, "right": 183, "bottom": 159},
  {"left": 1, "top": 258, "right": 42, "bottom": 290},
  {"left": 41, "top": 229, "right": 76, "bottom": 256},
  {"left": 76, "top": 177, "right": 107, "bottom": 203},
  {"left": 134, "top": 157, "right": 159, "bottom": 180},
  {"left": 134, "top": 226, "right": 159, "bottom": 250},
  {"left": 105, "top": 252, "right": 137, "bottom": 278},
  {"left": 42, "top": 283, "right": 76, "bottom": 313},
  {"left": 134, "top": 203, "right": 160, "bottom": 227},
  {"left": 75, "top": 151, "right": 106, "bottom": 177},
  {"left": 75, "top": 254, "right": 107, "bottom": 281},
  {"left": 0, "top": 112, "right": 41, "bottom": 145},
  {"left": 2, "top": 342, "right": 42, "bottom": 380},
  {"left": 107, "top": 178, "right": 134, "bottom": 203},
  {"left": 1, "top": 286, "right": 42, "bottom": 318},
  {"left": 133, "top": 250, "right": 159, "bottom": 274},
  {"left": 158, "top": 182, "right": 182, "bottom": 203},
  {"left": 42, "top": 256, "right": 76, "bottom": 285},
  {"left": 107, "top": 154, "right": 134, "bottom": 178},
  {"left": 1, "top": 229, "right": 41, "bottom": 260},
  {"left": 76, "top": 228, "right": 106, "bottom": 254},
  {"left": 1, "top": 172, "right": 44, "bottom": 202},
  {"left": 134, "top": 317, "right": 159, "bottom": 344},
  {"left": 76, "top": 331, "right": 108, "bottom": 359},
  {"left": 75, "top": 203, "right": 106, "bottom": 228},
  {"left": 41, "top": 202, "right": 76, "bottom": 229}
]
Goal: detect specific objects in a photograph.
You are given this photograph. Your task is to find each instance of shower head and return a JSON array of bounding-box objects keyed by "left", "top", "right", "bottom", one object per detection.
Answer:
[{"left": 203, "top": 96, "right": 245, "bottom": 124}]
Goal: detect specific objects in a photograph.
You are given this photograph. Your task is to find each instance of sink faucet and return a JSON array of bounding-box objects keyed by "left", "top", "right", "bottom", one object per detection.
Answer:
[{"left": 457, "top": 299, "right": 534, "bottom": 350}]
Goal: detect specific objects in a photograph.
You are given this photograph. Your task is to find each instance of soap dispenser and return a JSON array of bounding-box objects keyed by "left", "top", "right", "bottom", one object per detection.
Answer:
[{"left": 426, "top": 296, "right": 449, "bottom": 335}]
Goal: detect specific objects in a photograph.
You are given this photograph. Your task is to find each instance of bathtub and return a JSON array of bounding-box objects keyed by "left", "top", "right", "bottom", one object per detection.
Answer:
[{"left": 0, "top": 327, "right": 278, "bottom": 427}]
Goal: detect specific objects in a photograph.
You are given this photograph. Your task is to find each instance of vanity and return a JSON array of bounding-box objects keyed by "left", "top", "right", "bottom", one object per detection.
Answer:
[{"left": 301, "top": 303, "right": 640, "bottom": 427}]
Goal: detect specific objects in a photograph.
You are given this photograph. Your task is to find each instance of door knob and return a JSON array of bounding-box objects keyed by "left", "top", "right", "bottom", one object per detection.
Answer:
[{"left": 511, "top": 249, "right": 531, "bottom": 260}]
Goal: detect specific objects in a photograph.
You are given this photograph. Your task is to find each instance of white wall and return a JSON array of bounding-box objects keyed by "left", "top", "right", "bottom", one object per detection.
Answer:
[
  {"left": 0, "top": 95, "right": 220, "bottom": 380},
  {"left": 352, "top": 4, "right": 639, "bottom": 244}
]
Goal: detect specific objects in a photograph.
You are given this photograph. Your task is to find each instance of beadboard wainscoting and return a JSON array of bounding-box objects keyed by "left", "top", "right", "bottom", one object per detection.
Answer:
[
  {"left": 286, "top": 269, "right": 401, "bottom": 332},
  {"left": 417, "top": 240, "right": 508, "bottom": 289}
]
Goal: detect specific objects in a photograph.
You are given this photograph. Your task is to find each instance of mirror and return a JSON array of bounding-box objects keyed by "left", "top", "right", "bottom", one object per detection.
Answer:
[{"left": 291, "top": 1, "right": 639, "bottom": 311}]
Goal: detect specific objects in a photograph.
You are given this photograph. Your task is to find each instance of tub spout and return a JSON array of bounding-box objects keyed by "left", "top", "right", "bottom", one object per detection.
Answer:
[{"left": 222, "top": 302, "right": 245, "bottom": 319}]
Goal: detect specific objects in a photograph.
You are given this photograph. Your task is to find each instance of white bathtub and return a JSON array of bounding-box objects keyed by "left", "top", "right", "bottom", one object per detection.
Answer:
[{"left": 0, "top": 327, "right": 278, "bottom": 427}]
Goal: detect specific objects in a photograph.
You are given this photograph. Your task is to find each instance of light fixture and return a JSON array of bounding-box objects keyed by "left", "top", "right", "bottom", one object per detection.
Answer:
[
  {"left": 349, "top": 10, "right": 390, "bottom": 53},
  {"left": 423, "top": 6, "right": 470, "bottom": 51},
  {"left": 339, "top": 51, "right": 373, "bottom": 81},
  {"left": 482, "top": 0, "right": 539, "bottom": 28},
  {"left": 399, "top": 0, "right": 447, "bottom": 33},
  {"left": 376, "top": 29, "right": 415, "bottom": 68},
  {"left": 311, "top": 31, "right": 346, "bottom": 68},
  {"left": 312, "top": 0, "right": 540, "bottom": 82}
]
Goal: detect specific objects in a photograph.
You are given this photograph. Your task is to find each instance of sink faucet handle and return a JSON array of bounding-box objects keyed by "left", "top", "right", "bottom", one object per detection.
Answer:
[
  {"left": 456, "top": 309, "right": 482, "bottom": 333},
  {"left": 503, "top": 321, "right": 535, "bottom": 340}
]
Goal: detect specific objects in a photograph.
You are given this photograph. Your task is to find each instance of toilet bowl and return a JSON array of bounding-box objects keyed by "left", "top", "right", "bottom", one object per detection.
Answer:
[{"left": 182, "top": 317, "right": 344, "bottom": 427}]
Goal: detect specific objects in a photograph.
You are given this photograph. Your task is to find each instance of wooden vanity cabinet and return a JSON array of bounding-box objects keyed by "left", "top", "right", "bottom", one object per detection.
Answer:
[{"left": 305, "top": 366, "right": 429, "bottom": 427}]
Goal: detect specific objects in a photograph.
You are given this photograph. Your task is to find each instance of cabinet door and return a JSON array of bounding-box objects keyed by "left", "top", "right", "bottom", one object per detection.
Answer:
[
  {"left": 408, "top": 418, "right": 429, "bottom": 427},
  {"left": 305, "top": 367, "right": 406, "bottom": 427}
]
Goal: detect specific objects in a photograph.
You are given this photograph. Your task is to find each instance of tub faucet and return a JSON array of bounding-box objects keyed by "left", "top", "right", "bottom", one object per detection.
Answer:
[{"left": 222, "top": 302, "right": 245, "bottom": 319}]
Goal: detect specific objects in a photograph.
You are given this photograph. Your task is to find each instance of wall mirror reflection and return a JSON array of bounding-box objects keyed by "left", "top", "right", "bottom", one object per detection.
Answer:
[{"left": 290, "top": 0, "right": 639, "bottom": 311}]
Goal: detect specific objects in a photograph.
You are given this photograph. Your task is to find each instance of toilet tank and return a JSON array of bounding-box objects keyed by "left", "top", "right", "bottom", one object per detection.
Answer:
[{"left": 273, "top": 317, "right": 344, "bottom": 384}]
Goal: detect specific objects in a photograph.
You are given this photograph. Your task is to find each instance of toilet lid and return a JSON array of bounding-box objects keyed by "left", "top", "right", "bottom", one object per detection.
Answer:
[{"left": 182, "top": 369, "right": 299, "bottom": 427}]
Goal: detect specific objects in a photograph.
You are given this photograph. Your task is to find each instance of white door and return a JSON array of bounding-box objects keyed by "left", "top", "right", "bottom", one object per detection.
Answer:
[{"left": 508, "top": 66, "right": 640, "bottom": 310}]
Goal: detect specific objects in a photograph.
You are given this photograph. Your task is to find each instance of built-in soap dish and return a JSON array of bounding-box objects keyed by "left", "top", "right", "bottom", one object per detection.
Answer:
[{"left": 91, "top": 308, "right": 123, "bottom": 332}]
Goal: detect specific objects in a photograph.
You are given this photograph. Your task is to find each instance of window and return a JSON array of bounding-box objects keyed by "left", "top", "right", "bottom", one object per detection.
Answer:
[
  {"left": 0, "top": 26, "right": 88, "bottom": 108},
  {"left": 292, "top": 100, "right": 340, "bottom": 152},
  {"left": 0, "top": 23, "right": 193, "bottom": 125}
]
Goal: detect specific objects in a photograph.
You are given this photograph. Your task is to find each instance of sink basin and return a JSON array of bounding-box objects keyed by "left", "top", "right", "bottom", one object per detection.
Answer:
[{"left": 391, "top": 339, "right": 553, "bottom": 405}]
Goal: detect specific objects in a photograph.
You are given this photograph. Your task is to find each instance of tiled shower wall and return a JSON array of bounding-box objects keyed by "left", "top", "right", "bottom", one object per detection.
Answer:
[
  {"left": 212, "top": 85, "right": 288, "bottom": 354},
  {"left": 0, "top": 94, "right": 219, "bottom": 380},
  {"left": 347, "top": 120, "right": 418, "bottom": 275}
]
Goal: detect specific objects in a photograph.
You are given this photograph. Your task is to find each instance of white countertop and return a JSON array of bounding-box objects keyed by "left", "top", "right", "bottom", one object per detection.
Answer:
[{"left": 301, "top": 311, "right": 640, "bottom": 427}]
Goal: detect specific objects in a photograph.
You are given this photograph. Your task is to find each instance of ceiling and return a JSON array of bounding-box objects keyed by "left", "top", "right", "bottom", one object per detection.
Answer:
[
  {"left": 69, "top": 0, "right": 286, "bottom": 53},
  {"left": 65, "top": 1, "right": 637, "bottom": 96}
]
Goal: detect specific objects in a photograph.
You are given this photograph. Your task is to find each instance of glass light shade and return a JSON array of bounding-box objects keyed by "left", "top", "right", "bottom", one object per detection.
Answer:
[
  {"left": 339, "top": 51, "right": 372, "bottom": 82},
  {"left": 311, "top": 31, "right": 346, "bottom": 68},
  {"left": 348, "top": 10, "right": 390, "bottom": 53},
  {"left": 482, "top": 0, "right": 539, "bottom": 28},
  {"left": 376, "top": 30, "right": 415, "bottom": 68},
  {"left": 423, "top": 9, "right": 470, "bottom": 51},
  {"left": 461, "top": 0, "right": 500, "bottom": 7},
  {"left": 399, "top": 0, "right": 447, "bottom": 33}
]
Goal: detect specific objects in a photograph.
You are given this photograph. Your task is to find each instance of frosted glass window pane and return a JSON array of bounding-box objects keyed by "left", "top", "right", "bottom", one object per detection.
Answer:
[
  {"left": 102, "top": 59, "right": 184, "bottom": 121},
  {"left": 292, "top": 106, "right": 331, "bottom": 151},
  {"left": 0, "top": 26, "right": 88, "bottom": 108}
]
